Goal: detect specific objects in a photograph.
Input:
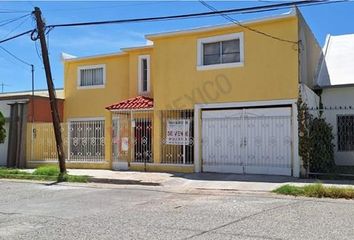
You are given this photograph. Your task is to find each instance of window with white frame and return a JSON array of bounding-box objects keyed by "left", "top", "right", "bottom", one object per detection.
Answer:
[
  {"left": 337, "top": 115, "right": 354, "bottom": 151},
  {"left": 78, "top": 65, "right": 105, "bottom": 88},
  {"left": 197, "top": 33, "right": 244, "bottom": 70},
  {"left": 138, "top": 55, "right": 150, "bottom": 93}
]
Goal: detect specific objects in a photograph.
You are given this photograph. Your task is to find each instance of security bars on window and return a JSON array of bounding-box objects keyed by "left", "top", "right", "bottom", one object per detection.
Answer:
[
  {"left": 69, "top": 120, "right": 105, "bottom": 161},
  {"left": 80, "top": 67, "right": 104, "bottom": 87},
  {"left": 160, "top": 109, "right": 194, "bottom": 165}
]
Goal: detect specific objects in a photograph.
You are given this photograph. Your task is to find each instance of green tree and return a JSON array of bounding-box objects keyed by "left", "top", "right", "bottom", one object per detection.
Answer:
[
  {"left": 309, "top": 117, "right": 335, "bottom": 173},
  {"left": 0, "top": 112, "right": 6, "bottom": 143},
  {"left": 297, "top": 96, "right": 335, "bottom": 175}
]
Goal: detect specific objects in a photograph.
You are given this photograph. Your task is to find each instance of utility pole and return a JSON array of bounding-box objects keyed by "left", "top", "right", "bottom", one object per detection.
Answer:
[
  {"left": 32, "top": 7, "right": 66, "bottom": 176},
  {"left": 31, "top": 64, "right": 35, "bottom": 122}
]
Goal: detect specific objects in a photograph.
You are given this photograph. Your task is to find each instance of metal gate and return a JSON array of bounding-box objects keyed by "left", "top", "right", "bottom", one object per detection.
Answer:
[
  {"left": 111, "top": 110, "right": 153, "bottom": 170},
  {"left": 202, "top": 107, "right": 292, "bottom": 176}
]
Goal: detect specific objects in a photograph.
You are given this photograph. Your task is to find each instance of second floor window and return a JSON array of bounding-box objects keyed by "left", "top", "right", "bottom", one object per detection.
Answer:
[
  {"left": 78, "top": 65, "right": 105, "bottom": 88},
  {"left": 203, "top": 39, "right": 240, "bottom": 65},
  {"left": 197, "top": 32, "right": 244, "bottom": 70},
  {"left": 138, "top": 55, "right": 150, "bottom": 93}
]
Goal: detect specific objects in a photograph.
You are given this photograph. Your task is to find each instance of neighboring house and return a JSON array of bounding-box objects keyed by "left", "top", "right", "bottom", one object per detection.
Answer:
[
  {"left": 316, "top": 33, "right": 354, "bottom": 166},
  {"left": 29, "top": 8, "right": 322, "bottom": 177},
  {"left": 0, "top": 89, "right": 64, "bottom": 167}
]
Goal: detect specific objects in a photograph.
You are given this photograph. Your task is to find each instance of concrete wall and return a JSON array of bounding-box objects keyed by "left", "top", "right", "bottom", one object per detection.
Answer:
[
  {"left": 321, "top": 86, "right": 354, "bottom": 166},
  {"left": 298, "top": 10, "right": 322, "bottom": 89},
  {"left": 300, "top": 83, "right": 320, "bottom": 110},
  {"left": 0, "top": 99, "right": 27, "bottom": 166},
  {"left": 27, "top": 97, "right": 64, "bottom": 122}
]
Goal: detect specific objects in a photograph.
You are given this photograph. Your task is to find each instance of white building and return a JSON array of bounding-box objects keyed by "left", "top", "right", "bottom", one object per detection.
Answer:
[{"left": 317, "top": 33, "right": 354, "bottom": 166}]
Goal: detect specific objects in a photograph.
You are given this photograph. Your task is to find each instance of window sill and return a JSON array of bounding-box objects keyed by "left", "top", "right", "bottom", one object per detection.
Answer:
[
  {"left": 138, "top": 91, "right": 150, "bottom": 96},
  {"left": 196, "top": 62, "right": 244, "bottom": 71},
  {"left": 77, "top": 85, "right": 105, "bottom": 90}
]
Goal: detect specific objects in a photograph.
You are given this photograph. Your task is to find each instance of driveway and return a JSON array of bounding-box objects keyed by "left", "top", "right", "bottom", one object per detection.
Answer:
[{"left": 0, "top": 180, "right": 353, "bottom": 240}]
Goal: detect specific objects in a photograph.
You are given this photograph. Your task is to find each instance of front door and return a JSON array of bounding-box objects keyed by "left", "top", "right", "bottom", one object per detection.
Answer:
[{"left": 111, "top": 115, "right": 130, "bottom": 170}]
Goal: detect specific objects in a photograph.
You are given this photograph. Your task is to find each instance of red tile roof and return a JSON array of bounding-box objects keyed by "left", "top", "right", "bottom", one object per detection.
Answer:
[{"left": 106, "top": 96, "right": 153, "bottom": 110}]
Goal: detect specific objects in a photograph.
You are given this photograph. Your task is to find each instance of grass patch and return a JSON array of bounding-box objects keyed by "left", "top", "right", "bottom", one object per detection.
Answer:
[
  {"left": 33, "top": 165, "right": 60, "bottom": 176},
  {"left": 0, "top": 167, "right": 89, "bottom": 183},
  {"left": 273, "top": 183, "right": 354, "bottom": 199}
]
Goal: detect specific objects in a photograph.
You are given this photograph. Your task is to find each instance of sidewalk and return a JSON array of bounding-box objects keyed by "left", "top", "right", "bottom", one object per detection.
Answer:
[{"left": 67, "top": 169, "right": 354, "bottom": 192}]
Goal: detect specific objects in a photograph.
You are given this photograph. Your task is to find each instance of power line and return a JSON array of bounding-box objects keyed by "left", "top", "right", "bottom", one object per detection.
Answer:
[
  {"left": 0, "top": 45, "right": 32, "bottom": 66},
  {"left": 0, "top": 13, "right": 31, "bottom": 27},
  {"left": 0, "top": 0, "right": 348, "bottom": 45},
  {"left": 1, "top": 15, "right": 31, "bottom": 39},
  {"left": 0, "top": 29, "right": 32, "bottom": 44},
  {"left": 45, "top": 0, "right": 327, "bottom": 28},
  {"left": 232, "top": 0, "right": 351, "bottom": 14},
  {"left": 199, "top": 0, "right": 298, "bottom": 44}
]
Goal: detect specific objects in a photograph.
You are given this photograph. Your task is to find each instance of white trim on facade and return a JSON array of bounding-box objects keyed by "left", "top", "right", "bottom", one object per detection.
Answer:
[
  {"left": 138, "top": 55, "right": 151, "bottom": 94},
  {"left": 196, "top": 32, "right": 244, "bottom": 71},
  {"left": 63, "top": 52, "right": 126, "bottom": 62},
  {"left": 67, "top": 117, "right": 105, "bottom": 122},
  {"left": 146, "top": 10, "right": 295, "bottom": 40},
  {"left": 77, "top": 64, "right": 106, "bottom": 89},
  {"left": 194, "top": 105, "right": 201, "bottom": 173},
  {"left": 292, "top": 102, "right": 300, "bottom": 177},
  {"left": 196, "top": 99, "right": 296, "bottom": 110},
  {"left": 121, "top": 45, "right": 154, "bottom": 52}
]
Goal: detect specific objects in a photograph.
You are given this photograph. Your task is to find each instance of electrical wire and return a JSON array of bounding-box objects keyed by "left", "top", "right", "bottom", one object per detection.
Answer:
[
  {"left": 34, "top": 41, "right": 42, "bottom": 61},
  {"left": 0, "top": 0, "right": 348, "bottom": 45},
  {"left": 230, "top": 0, "right": 350, "bottom": 14},
  {"left": 0, "top": 30, "right": 33, "bottom": 44},
  {"left": 45, "top": 0, "right": 325, "bottom": 28},
  {"left": 1, "top": 15, "right": 31, "bottom": 39},
  {"left": 198, "top": 0, "right": 298, "bottom": 44},
  {"left": 0, "top": 13, "right": 31, "bottom": 27},
  {"left": 0, "top": 45, "right": 32, "bottom": 66}
]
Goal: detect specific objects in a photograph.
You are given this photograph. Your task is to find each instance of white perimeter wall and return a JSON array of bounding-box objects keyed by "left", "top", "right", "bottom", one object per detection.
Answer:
[{"left": 322, "top": 86, "right": 354, "bottom": 166}]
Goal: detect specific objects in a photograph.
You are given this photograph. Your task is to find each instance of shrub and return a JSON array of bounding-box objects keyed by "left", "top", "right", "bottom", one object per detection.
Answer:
[
  {"left": 309, "top": 118, "right": 335, "bottom": 173},
  {"left": 0, "top": 112, "right": 6, "bottom": 143},
  {"left": 297, "top": 96, "right": 335, "bottom": 174}
]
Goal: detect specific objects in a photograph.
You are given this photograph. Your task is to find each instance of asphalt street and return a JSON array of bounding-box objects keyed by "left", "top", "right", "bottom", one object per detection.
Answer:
[{"left": 0, "top": 180, "right": 353, "bottom": 240}]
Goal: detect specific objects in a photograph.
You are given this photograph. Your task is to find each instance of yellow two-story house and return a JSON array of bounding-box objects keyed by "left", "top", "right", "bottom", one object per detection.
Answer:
[{"left": 36, "top": 9, "right": 320, "bottom": 177}]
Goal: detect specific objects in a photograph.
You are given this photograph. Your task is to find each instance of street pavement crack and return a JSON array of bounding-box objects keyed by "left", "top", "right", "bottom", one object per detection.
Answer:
[
  {"left": 0, "top": 211, "right": 20, "bottom": 216},
  {"left": 182, "top": 201, "right": 300, "bottom": 240}
]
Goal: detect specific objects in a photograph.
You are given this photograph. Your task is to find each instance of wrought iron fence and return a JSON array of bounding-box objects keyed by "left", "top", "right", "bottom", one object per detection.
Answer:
[
  {"left": 29, "top": 120, "right": 105, "bottom": 162},
  {"left": 160, "top": 109, "right": 194, "bottom": 165}
]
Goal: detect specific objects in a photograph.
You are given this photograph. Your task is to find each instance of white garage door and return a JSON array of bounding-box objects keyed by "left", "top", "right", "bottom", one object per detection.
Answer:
[{"left": 202, "top": 107, "right": 292, "bottom": 176}]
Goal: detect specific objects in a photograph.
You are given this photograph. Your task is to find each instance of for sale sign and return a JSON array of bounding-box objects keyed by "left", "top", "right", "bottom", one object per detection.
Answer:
[{"left": 166, "top": 119, "right": 190, "bottom": 145}]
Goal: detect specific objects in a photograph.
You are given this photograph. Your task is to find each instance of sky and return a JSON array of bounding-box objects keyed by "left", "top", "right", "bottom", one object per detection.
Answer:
[{"left": 0, "top": 0, "right": 354, "bottom": 93}]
